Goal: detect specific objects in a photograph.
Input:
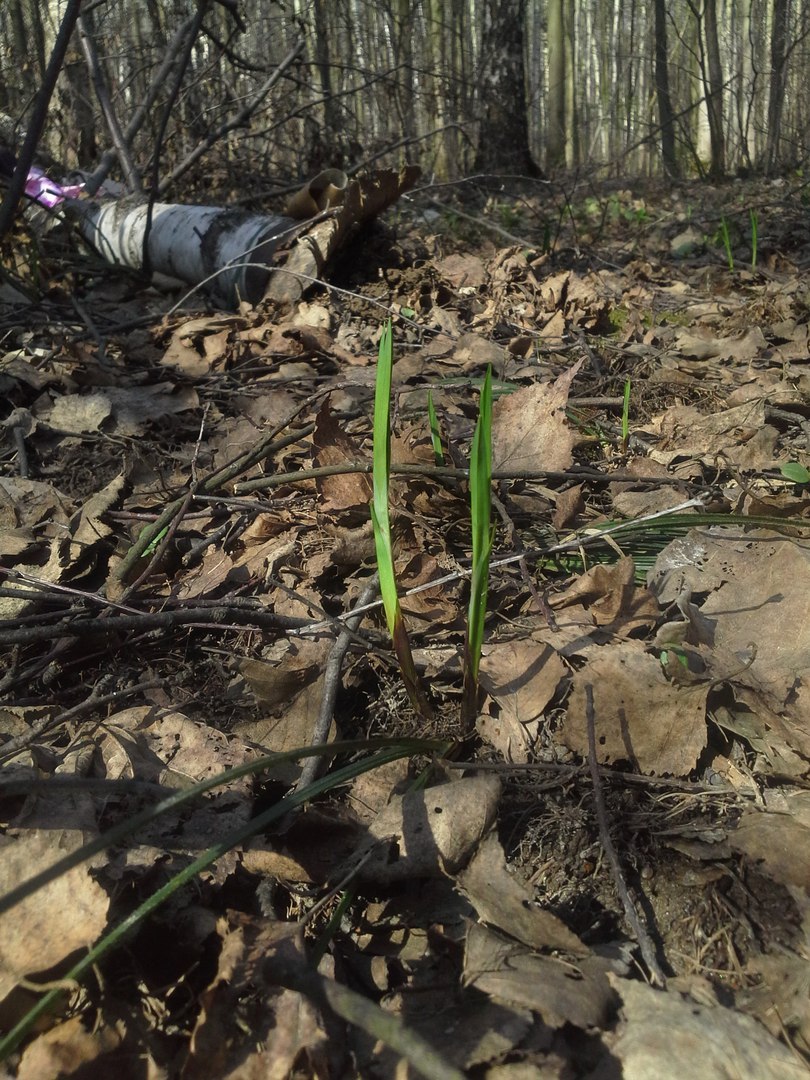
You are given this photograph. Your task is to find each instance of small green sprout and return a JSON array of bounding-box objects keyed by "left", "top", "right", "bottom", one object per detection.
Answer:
[
  {"left": 461, "top": 366, "right": 494, "bottom": 731},
  {"left": 427, "top": 390, "right": 444, "bottom": 466},
  {"left": 621, "top": 378, "right": 631, "bottom": 450},
  {"left": 749, "top": 208, "right": 758, "bottom": 269},
  {"left": 371, "top": 320, "right": 433, "bottom": 720}
]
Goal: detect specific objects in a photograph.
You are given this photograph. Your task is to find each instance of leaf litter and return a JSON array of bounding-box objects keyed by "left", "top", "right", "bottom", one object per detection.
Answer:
[{"left": 1, "top": 178, "right": 810, "bottom": 1076}]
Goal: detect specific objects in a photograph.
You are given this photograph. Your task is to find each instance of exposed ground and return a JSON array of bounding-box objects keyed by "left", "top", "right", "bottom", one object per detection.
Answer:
[{"left": 1, "top": 174, "right": 810, "bottom": 1078}]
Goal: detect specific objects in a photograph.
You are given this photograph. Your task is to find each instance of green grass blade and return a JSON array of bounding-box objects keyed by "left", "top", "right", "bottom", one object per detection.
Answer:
[
  {"left": 621, "top": 378, "right": 631, "bottom": 445},
  {"left": 427, "top": 390, "right": 445, "bottom": 465},
  {"left": 0, "top": 738, "right": 449, "bottom": 1060},
  {"left": 372, "top": 320, "right": 397, "bottom": 637},
  {"left": 371, "top": 320, "right": 433, "bottom": 719},
  {"left": 462, "top": 366, "right": 493, "bottom": 729}
]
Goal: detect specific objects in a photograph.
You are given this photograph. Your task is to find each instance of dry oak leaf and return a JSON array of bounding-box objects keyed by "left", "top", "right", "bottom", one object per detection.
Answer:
[
  {"left": 491, "top": 359, "right": 583, "bottom": 473},
  {"left": 563, "top": 639, "right": 708, "bottom": 775},
  {"left": 0, "top": 831, "right": 109, "bottom": 1003},
  {"left": 356, "top": 774, "right": 501, "bottom": 884},
  {"left": 595, "top": 974, "right": 808, "bottom": 1080}
]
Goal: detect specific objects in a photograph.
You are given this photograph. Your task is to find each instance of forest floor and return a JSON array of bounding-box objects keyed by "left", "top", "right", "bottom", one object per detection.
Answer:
[{"left": 1, "top": 173, "right": 810, "bottom": 1078}]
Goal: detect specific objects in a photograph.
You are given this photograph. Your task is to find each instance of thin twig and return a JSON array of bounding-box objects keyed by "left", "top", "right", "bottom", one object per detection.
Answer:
[
  {"left": 585, "top": 684, "right": 667, "bottom": 987},
  {"left": 77, "top": 14, "right": 142, "bottom": 193},
  {"left": 0, "top": 605, "right": 310, "bottom": 647},
  {"left": 84, "top": 13, "right": 205, "bottom": 195},
  {"left": 295, "top": 573, "right": 380, "bottom": 792},
  {"left": 234, "top": 460, "right": 696, "bottom": 494}
]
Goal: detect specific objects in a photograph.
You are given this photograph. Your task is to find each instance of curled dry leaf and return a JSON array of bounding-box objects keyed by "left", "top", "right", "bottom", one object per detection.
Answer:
[
  {"left": 594, "top": 974, "right": 808, "bottom": 1080},
  {"left": 491, "top": 359, "right": 583, "bottom": 474},
  {"left": 356, "top": 774, "right": 501, "bottom": 884},
  {"left": 563, "top": 639, "right": 708, "bottom": 776},
  {"left": 0, "top": 831, "right": 109, "bottom": 1004}
]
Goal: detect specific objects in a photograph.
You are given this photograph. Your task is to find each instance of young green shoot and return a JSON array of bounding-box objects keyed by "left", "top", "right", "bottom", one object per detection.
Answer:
[
  {"left": 718, "top": 215, "right": 734, "bottom": 271},
  {"left": 749, "top": 208, "right": 758, "bottom": 269},
  {"left": 621, "top": 378, "right": 631, "bottom": 450},
  {"left": 427, "top": 390, "right": 445, "bottom": 466},
  {"left": 461, "top": 366, "right": 494, "bottom": 732},
  {"left": 371, "top": 320, "right": 433, "bottom": 719}
]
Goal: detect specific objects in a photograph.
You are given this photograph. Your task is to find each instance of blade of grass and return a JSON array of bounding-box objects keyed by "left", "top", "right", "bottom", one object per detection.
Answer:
[
  {"left": 621, "top": 378, "right": 631, "bottom": 449},
  {"left": 750, "top": 208, "right": 758, "bottom": 269},
  {"left": 461, "top": 366, "right": 493, "bottom": 731},
  {"left": 0, "top": 737, "right": 450, "bottom": 1060},
  {"left": 0, "top": 737, "right": 445, "bottom": 918},
  {"left": 371, "top": 320, "right": 433, "bottom": 719},
  {"left": 427, "top": 390, "right": 444, "bottom": 466}
]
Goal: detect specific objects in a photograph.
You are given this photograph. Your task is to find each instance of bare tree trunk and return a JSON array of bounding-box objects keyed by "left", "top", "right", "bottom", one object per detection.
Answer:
[
  {"left": 703, "top": 0, "right": 726, "bottom": 177},
  {"left": 654, "top": 0, "right": 679, "bottom": 176},
  {"left": 547, "top": 0, "right": 566, "bottom": 169},
  {"left": 310, "top": 0, "right": 345, "bottom": 168},
  {"left": 738, "top": 0, "right": 756, "bottom": 171},
  {"left": 474, "top": 0, "right": 538, "bottom": 175},
  {"left": 764, "top": 0, "right": 788, "bottom": 173}
]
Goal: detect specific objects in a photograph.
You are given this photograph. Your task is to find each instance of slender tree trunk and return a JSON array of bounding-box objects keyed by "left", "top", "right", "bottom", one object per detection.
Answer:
[
  {"left": 764, "top": 0, "right": 788, "bottom": 173},
  {"left": 547, "top": 0, "right": 566, "bottom": 168},
  {"left": 310, "top": 0, "right": 345, "bottom": 168},
  {"left": 738, "top": 0, "right": 756, "bottom": 170},
  {"left": 703, "top": 0, "right": 726, "bottom": 177},
  {"left": 564, "top": 0, "right": 578, "bottom": 167},
  {"left": 474, "top": 0, "right": 538, "bottom": 175},
  {"left": 654, "top": 0, "right": 679, "bottom": 176}
]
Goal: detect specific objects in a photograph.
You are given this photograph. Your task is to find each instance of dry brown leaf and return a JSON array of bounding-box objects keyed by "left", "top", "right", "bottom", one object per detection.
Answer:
[
  {"left": 477, "top": 639, "right": 566, "bottom": 762},
  {"left": 491, "top": 360, "right": 582, "bottom": 473},
  {"left": 563, "top": 640, "right": 708, "bottom": 775},
  {"left": 67, "top": 471, "right": 126, "bottom": 561},
  {"left": 699, "top": 536, "right": 810, "bottom": 708},
  {"left": 16, "top": 1016, "right": 124, "bottom": 1080},
  {"left": 356, "top": 775, "right": 501, "bottom": 884},
  {"left": 729, "top": 801, "right": 810, "bottom": 893},
  {"left": 96, "top": 707, "right": 261, "bottom": 869},
  {"left": 312, "top": 398, "right": 372, "bottom": 514},
  {"left": 435, "top": 253, "right": 487, "bottom": 289},
  {"left": 458, "top": 832, "right": 586, "bottom": 955},
  {"left": 0, "top": 831, "right": 109, "bottom": 1003},
  {"left": 552, "top": 557, "right": 660, "bottom": 634},
  {"left": 651, "top": 401, "right": 780, "bottom": 471},
  {"left": 183, "top": 915, "right": 337, "bottom": 1080},
  {"left": 240, "top": 641, "right": 325, "bottom": 710},
  {"left": 464, "top": 923, "right": 613, "bottom": 1029},
  {"left": 598, "top": 975, "right": 807, "bottom": 1079},
  {"left": 38, "top": 384, "right": 198, "bottom": 436}
]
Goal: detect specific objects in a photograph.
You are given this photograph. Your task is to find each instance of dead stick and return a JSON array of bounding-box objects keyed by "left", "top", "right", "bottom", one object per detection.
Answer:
[
  {"left": 295, "top": 573, "right": 380, "bottom": 793},
  {"left": 585, "top": 683, "right": 667, "bottom": 987}
]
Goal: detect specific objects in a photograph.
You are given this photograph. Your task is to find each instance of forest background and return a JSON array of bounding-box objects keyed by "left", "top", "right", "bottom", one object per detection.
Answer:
[{"left": 0, "top": 0, "right": 804, "bottom": 195}]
